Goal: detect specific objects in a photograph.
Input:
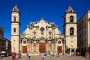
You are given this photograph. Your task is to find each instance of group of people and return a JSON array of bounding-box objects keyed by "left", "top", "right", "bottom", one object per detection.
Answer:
[
  {"left": 47, "top": 51, "right": 62, "bottom": 57},
  {"left": 12, "top": 52, "right": 16, "bottom": 60},
  {"left": 27, "top": 52, "right": 47, "bottom": 60},
  {"left": 42, "top": 52, "right": 46, "bottom": 60},
  {"left": 42, "top": 52, "right": 62, "bottom": 60},
  {"left": 11, "top": 52, "right": 63, "bottom": 60},
  {"left": 12, "top": 52, "right": 21, "bottom": 60}
]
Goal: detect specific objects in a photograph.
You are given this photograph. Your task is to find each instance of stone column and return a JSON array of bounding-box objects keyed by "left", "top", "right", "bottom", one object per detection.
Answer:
[
  {"left": 38, "top": 43, "right": 39, "bottom": 54},
  {"left": 63, "top": 42, "right": 65, "bottom": 54},
  {"left": 52, "top": 43, "right": 53, "bottom": 53},
  {"left": 88, "top": 21, "right": 90, "bottom": 47},
  {"left": 54, "top": 43, "right": 56, "bottom": 53},
  {"left": 30, "top": 43, "right": 31, "bottom": 52},
  {"left": 63, "top": 40, "right": 65, "bottom": 54},
  {"left": 36, "top": 43, "right": 38, "bottom": 54},
  {"left": 46, "top": 43, "right": 47, "bottom": 52},
  {"left": 55, "top": 43, "right": 57, "bottom": 53},
  {"left": 31, "top": 43, "right": 33, "bottom": 53},
  {"left": 20, "top": 43, "right": 22, "bottom": 54},
  {"left": 27, "top": 43, "right": 29, "bottom": 53}
]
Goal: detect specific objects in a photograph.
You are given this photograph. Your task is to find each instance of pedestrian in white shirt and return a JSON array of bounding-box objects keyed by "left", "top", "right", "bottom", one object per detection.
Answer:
[{"left": 27, "top": 52, "right": 31, "bottom": 60}]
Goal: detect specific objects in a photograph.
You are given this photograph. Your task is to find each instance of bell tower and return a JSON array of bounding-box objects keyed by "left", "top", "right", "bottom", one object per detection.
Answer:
[
  {"left": 11, "top": 5, "right": 20, "bottom": 53},
  {"left": 63, "top": 6, "right": 77, "bottom": 54}
]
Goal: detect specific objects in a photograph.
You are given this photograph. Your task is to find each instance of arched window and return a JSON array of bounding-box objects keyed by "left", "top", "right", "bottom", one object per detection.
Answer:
[
  {"left": 13, "top": 16, "right": 16, "bottom": 22},
  {"left": 70, "top": 27, "right": 74, "bottom": 36},
  {"left": 13, "top": 28, "right": 16, "bottom": 32},
  {"left": 70, "top": 16, "right": 74, "bottom": 22}
]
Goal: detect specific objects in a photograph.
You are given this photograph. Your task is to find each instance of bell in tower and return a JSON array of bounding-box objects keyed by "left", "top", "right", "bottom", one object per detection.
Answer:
[
  {"left": 11, "top": 4, "right": 20, "bottom": 54},
  {"left": 63, "top": 5, "right": 77, "bottom": 55}
]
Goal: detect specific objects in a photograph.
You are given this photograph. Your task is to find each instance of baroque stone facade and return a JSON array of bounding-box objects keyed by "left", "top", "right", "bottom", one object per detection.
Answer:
[
  {"left": 10, "top": 5, "right": 90, "bottom": 55},
  {"left": 11, "top": 5, "right": 64, "bottom": 55},
  {"left": 20, "top": 18, "right": 64, "bottom": 55}
]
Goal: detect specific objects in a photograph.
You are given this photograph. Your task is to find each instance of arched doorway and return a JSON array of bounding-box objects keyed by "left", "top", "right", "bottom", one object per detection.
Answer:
[
  {"left": 39, "top": 43, "right": 46, "bottom": 53},
  {"left": 23, "top": 46, "right": 27, "bottom": 53},
  {"left": 57, "top": 46, "right": 62, "bottom": 53}
]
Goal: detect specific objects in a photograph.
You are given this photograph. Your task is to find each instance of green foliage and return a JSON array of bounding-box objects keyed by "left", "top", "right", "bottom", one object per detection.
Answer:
[{"left": 65, "top": 48, "right": 70, "bottom": 53}]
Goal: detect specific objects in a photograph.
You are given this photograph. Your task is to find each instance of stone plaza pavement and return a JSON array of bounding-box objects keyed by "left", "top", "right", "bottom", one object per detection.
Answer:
[{"left": 0, "top": 55, "right": 90, "bottom": 60}]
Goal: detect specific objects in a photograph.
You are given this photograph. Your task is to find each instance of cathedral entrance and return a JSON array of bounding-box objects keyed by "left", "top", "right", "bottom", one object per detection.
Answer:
[
  {"left": 23, "top": 46, "right": 27, "bottom": 53},
  {"left": 57, "top": 46, "right": 62, "bottom": 53},
  {"left": 39, "top": 43, "right": 46, "bottom": 53}
]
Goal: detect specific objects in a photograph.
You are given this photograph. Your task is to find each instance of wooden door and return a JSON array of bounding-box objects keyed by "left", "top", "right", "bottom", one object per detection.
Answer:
[
  {"left": 57, "top": 46, "right": 62, "bottom": 53},
  {"left": 39, "top": 43, "right": 46, "bottom": 53},
  {"left": 23, "top": 46, "right": 27, "bottom": 53}
]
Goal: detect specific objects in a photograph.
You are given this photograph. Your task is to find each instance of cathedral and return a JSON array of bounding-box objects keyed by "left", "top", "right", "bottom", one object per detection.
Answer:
[
  {"left": 10, "top": 4, "right": 81, "bottom": 55},
  {"left": 11, "top": 5, "right": 64, "bottom": 55}
]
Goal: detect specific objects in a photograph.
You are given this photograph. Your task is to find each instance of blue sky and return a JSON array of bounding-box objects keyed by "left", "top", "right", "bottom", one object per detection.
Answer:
[{"left": 0, "top": 0, "right": 90, "bottom": 39}]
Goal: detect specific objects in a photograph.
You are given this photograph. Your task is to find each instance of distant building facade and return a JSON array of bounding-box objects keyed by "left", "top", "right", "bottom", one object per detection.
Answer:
[
  {"left": 77, "top": 11, "right": 90, "bottom": 51},
  {"left": 0, "top": 36, "right": 11, "bottom": 53},
  {"left": 0, "top": 26, "right": 11, "bottom": 55},
  {"left": 0, "top": 26, "right": 4, "bottom": 36}
]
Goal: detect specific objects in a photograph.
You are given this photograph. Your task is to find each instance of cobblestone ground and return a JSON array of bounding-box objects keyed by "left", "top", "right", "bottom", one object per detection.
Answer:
[{"left": 0, "top": 55, "right": 90, "bottom": 60}]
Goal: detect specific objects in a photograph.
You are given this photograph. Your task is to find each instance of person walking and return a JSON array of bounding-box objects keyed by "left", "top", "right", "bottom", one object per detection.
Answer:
[
  {"left": 15, "top": 54, "right": 19, "bottom": 60},
  {"left": 48, "top": 51, "right": 50, "bottom": 57},
  {"left": 19, "top": 51, "right": 21, "bottom": 59},
  {"left": 27, "top": 52, "right": 31, "bottom": 60},
  {"left": 42, "top": 53, "right": 45, "bottom": 60},
  {"left": 12, "top": 52, "right": 16, "bottom": 60}
]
